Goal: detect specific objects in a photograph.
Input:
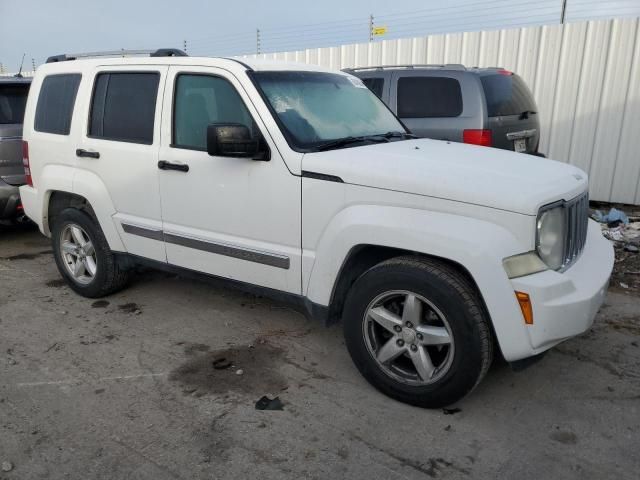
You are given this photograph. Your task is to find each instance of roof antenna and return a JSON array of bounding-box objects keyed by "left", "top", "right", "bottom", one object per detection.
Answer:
[{"left": 15, "top": 53, "right": 25, "bottom": 78}]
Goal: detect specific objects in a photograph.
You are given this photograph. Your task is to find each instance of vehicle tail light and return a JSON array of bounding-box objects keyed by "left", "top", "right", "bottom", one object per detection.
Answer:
[
  {"left": 497, "top": 69, "right": 513, "bottom": 76},
  {"left": 463, "top": 129, "right": 493, "bottom": 147},
  {"left": 22, "top": 141, "right": 33, "bottom": 187}
]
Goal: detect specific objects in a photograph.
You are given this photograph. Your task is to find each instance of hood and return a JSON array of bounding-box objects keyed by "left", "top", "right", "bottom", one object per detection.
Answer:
[{"left": 302, "top": 139, "right": 588, "bottom": 215}]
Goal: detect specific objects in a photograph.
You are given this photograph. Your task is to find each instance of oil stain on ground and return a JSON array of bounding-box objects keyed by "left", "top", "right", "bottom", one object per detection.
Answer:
[
  {"left": 169, "top": 340, "right": 288, "bottom": 396},
  {"left": 118, "top": 302, "right": 141, "bottom": 314},
  {"left": 3, "top": 250, "right": 53, "bottom": 260},
  {"left": 46, "top": 279, "right": 67, "bottom": 288}
]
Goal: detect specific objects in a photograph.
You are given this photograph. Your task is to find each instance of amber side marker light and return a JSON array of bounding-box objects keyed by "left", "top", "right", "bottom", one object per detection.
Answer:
[{"left": 515, "top": 291, "right": 534, "bottom": 325}]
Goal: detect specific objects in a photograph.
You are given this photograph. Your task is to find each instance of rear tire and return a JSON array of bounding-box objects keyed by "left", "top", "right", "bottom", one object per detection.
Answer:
[
  {"left": 51, "top": 208, "right": 130, "bottom": 298},
  {"left": 343, "top": 256, "right": 493, "bottom": 408}
]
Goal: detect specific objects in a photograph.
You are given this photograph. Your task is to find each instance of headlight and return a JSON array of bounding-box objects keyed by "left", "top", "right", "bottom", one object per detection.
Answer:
[{"left": 536, "top": 204, "right": 566, "bottom": 270}]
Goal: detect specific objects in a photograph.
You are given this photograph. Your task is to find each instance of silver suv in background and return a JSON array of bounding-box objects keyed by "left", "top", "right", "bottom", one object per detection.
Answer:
[
  {"left": 0, "top": 76, "right": 31, "bottom": 222},
  {"left": 346, "top": 65, "right": 542, "bottom": 155}
]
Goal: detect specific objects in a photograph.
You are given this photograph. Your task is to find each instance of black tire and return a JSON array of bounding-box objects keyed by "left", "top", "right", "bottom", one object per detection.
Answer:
[
  {"left": 51, "top": 208, "right": 130, "bottom": 298},
  {"left": 343, "top": 256, "right": 493, "bottom": 408}
]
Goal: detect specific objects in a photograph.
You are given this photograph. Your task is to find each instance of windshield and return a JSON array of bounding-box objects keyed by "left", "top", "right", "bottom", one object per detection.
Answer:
[
  {"left": 252, "top": 71, "right": 407, "bottom": 151},
  {"left": 0, "top": 83, "right": 30, "bottom": 124}
]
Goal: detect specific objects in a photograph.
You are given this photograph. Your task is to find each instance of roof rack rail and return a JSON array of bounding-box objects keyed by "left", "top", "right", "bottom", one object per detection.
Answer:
[
  {"left": 46, "top": 48, "right": 187, "bottom": 63},
  {"left": 344, "top": 64, "right": 467, "bottom": 72}
]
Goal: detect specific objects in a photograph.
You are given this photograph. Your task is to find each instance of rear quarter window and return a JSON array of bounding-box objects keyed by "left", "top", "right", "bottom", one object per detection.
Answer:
[
  {"left": 89, "top": 72, "right": 160, "bottom": 144},
  {"left": 34, "top": 74, "right": 81, "bottom": 135},
  {"left": 0, "top": 83, "right": 30, "bottom": 124},
  {"left": 397, "top": 76, "right": 462, "bottom": 118},
  {"left": 481, "top": 73, "right": 537, "bottom": 117},
  {"left": 362, "top": 77, "right": 384, "bottom": 99}
]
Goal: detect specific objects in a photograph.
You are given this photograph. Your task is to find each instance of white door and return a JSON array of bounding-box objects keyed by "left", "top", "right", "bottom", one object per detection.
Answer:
[
  {"left": 157, "top": 66, "right": 301, "bottom": 294},
  {"left": 78, "top": 65, "right": 168, "bottom": 262}
]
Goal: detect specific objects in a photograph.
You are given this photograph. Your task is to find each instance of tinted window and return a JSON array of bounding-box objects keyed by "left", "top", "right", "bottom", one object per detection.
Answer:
[
  {"left": 89, "top": 72, "right": 159, "bottom": 144},
  {"left": 481, "top": 73, "right": 537, "bottom": 117},
  {"left": 173, "top": 74, "right": 255, "bottom": 150},
  {"left": 362, "top": 77, "right": 384, "bottom": 98},
  {"left": 34, "top": 75, "right": 81, "bottom": 134},
  {"left": 397, "top": 77, "right": 463, "bottom": 118},
  {"left": 0, "top": 83, "right": 30, "bottom": 124}
]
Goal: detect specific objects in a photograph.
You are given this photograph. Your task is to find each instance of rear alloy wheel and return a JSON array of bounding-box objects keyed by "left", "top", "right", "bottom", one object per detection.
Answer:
[
  {"left": 59, "top": 224, "right": 98, "bottom": 285},
  {"left": 51, "top": 208, "right": 130, "bottom": 297},
  {"left": 343, "top": 256, "right": 493, "bottom": 408}
]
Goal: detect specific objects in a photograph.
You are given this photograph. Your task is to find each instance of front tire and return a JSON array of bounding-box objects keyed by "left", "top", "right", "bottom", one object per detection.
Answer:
[
  {"left": 51, "top": 208, "right": 130, "bottom": 298},
  {"left": 343, "top": 256, "right": 493, "bottom": 408}
]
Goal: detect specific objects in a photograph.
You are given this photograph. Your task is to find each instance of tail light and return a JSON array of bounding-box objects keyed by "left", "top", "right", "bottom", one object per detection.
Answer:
[
  {"left": 463, "top": 129, "right": 493, "bottom": 147},
  {"left": 22, "top": 141, "right": 33, "bottom": 187}
]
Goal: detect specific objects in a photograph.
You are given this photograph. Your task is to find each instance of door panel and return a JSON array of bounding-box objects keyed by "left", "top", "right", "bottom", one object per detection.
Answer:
[
  {"left": 78, "top": 65, "right": 168, "bottom": 261},
  {"left": 158, "top": 66, "right": 301, "bottom": 294}
]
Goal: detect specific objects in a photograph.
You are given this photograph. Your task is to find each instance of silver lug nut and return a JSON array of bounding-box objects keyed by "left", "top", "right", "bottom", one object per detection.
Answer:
[
  {"left": 405, "top": 321, "right": 413, "bottom": 328},
  {"left": 416, "top": 333, "right": 423, "bottom": 340},
  {"left": 396, "top": 339, "right": 405, "bottom": 347},
  {"left": 394, "top": 325, "right": 402, "bottom": 333},
  {"left": 410, "top": 344, "right": 418, "bottom": 352}
]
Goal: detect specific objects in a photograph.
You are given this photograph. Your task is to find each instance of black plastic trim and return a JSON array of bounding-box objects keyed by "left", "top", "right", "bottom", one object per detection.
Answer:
[
  {"left": 301, "top": 171, "right": 344, "bottom": 183},
  {"left": 163, "top": 232, "right": 290, "bottom": 269},
  {"left": 121, "top": 223, "right": 164, "bottom": 241}
]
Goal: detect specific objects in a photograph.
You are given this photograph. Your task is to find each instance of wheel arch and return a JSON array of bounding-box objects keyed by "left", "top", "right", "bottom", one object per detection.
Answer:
[
  {"left": 44, "top": 187, "right": 124, "bottom": 252},
  {"left": 304, "top": 205, "right": 534, "bottom": 361},
  {"left": 326, "top": 244, "right": 488, "bottom": 326}
]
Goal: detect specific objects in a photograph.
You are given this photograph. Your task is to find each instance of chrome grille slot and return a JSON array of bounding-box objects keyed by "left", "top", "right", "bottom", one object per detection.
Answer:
[{"left": 562, "top": 191, "right": 589, "bottom": 270}]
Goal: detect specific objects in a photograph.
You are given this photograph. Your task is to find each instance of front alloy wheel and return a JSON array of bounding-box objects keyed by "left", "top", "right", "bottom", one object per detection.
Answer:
[
  {"left": 343, "top": 256, "right": 493, "bottom": 408},
  {"left": 364, "top": 290, "right": 455, "bottom": 386}
]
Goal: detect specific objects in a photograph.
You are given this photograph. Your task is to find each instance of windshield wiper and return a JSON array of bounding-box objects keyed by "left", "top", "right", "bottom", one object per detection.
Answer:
[
  {"left": 519, "top": 110, "right": 537, "bottom": 119},
  {"left": 315, "top": 135, "right": 388, "bottom": 152},
  {"left": 315, "top": 132, "right": 416, "bottom": 152},
  {"left": 381, "top": 131, "right": 418, "bottom": 139}
]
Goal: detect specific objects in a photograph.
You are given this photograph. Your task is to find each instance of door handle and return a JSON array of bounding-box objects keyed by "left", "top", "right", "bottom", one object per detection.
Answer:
[
  {"left": 76, "top": 149, "right": 100, "bottom": 159},
  {"left": 158, "top": 160, "right": 189, "bottom": 172}
]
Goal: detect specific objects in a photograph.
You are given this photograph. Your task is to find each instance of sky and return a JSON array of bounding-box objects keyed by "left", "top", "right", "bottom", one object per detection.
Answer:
[{"left": 1, "top": 0, "right": 639, "bottom": 72}]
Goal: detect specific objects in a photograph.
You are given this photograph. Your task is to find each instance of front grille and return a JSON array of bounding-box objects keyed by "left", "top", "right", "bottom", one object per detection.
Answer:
[{"left": 562, "top": 191, "right": 589, "bottom": 270}]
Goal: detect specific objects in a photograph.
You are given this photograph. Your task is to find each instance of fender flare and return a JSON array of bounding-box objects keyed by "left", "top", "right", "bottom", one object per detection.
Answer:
[{"left": 71, "top": 168, "right": 126, "bottom": 251}]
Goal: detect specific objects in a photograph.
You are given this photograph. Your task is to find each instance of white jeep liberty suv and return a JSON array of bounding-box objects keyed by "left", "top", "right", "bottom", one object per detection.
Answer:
[{"left": 20, "top": 49, "right": 614, "bottom": 408}]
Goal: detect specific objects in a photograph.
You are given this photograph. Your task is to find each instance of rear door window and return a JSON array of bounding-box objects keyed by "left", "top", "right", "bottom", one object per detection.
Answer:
[
  {"left": 481, "top": 73, "right": 537, "bottom": 117},
  {"left": 89, "top": 72, "right": 159, "bottom": 144},
  {"left": 0, "top": 83, "right": 30, "bottom": 124},
  {"left": 34, "top": 74, "right": 81, "bottom": 134},
  {"left": 362, "top": 77, "right": 384, "bottom": 99},
  {"left": 397, "top": 77, "right": 462, "bottom": 118}
]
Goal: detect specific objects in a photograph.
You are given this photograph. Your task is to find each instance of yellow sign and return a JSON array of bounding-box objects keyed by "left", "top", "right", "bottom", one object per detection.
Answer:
[{"left": 372, "top": 26, "right": 388, "bottom": 36}]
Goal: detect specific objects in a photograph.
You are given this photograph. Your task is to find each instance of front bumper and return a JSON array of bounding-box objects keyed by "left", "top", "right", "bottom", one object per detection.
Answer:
[
  {"left": 510, "top": 220, "right": 614, "bottom": 355},
  {"left": 0, "top": 177, "right": 21, "bottom": 220}
]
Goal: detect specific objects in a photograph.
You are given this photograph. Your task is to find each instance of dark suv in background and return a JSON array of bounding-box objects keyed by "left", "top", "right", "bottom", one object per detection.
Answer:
[
  {"left": 346, "top": 65, "right": 542, "bottom": 155},
  {"left": 0, "top": 76, "right": 31, "bottom": 223}
]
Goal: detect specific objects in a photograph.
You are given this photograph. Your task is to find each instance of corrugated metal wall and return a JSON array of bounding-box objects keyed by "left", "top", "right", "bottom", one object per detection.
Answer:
[{"left": 244, "top": 17, "right": 640, "bottom": 204}]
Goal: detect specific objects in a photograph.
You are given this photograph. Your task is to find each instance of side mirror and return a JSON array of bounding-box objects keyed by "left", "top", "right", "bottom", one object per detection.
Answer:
[{"left": 206, "top": 123, "right": 269, "bottom": 160}]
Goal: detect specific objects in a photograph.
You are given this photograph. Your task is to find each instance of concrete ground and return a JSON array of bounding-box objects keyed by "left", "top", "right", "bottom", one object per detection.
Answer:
[{"left": 1, "top": 225, "right": 639, "bottom": 480}]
